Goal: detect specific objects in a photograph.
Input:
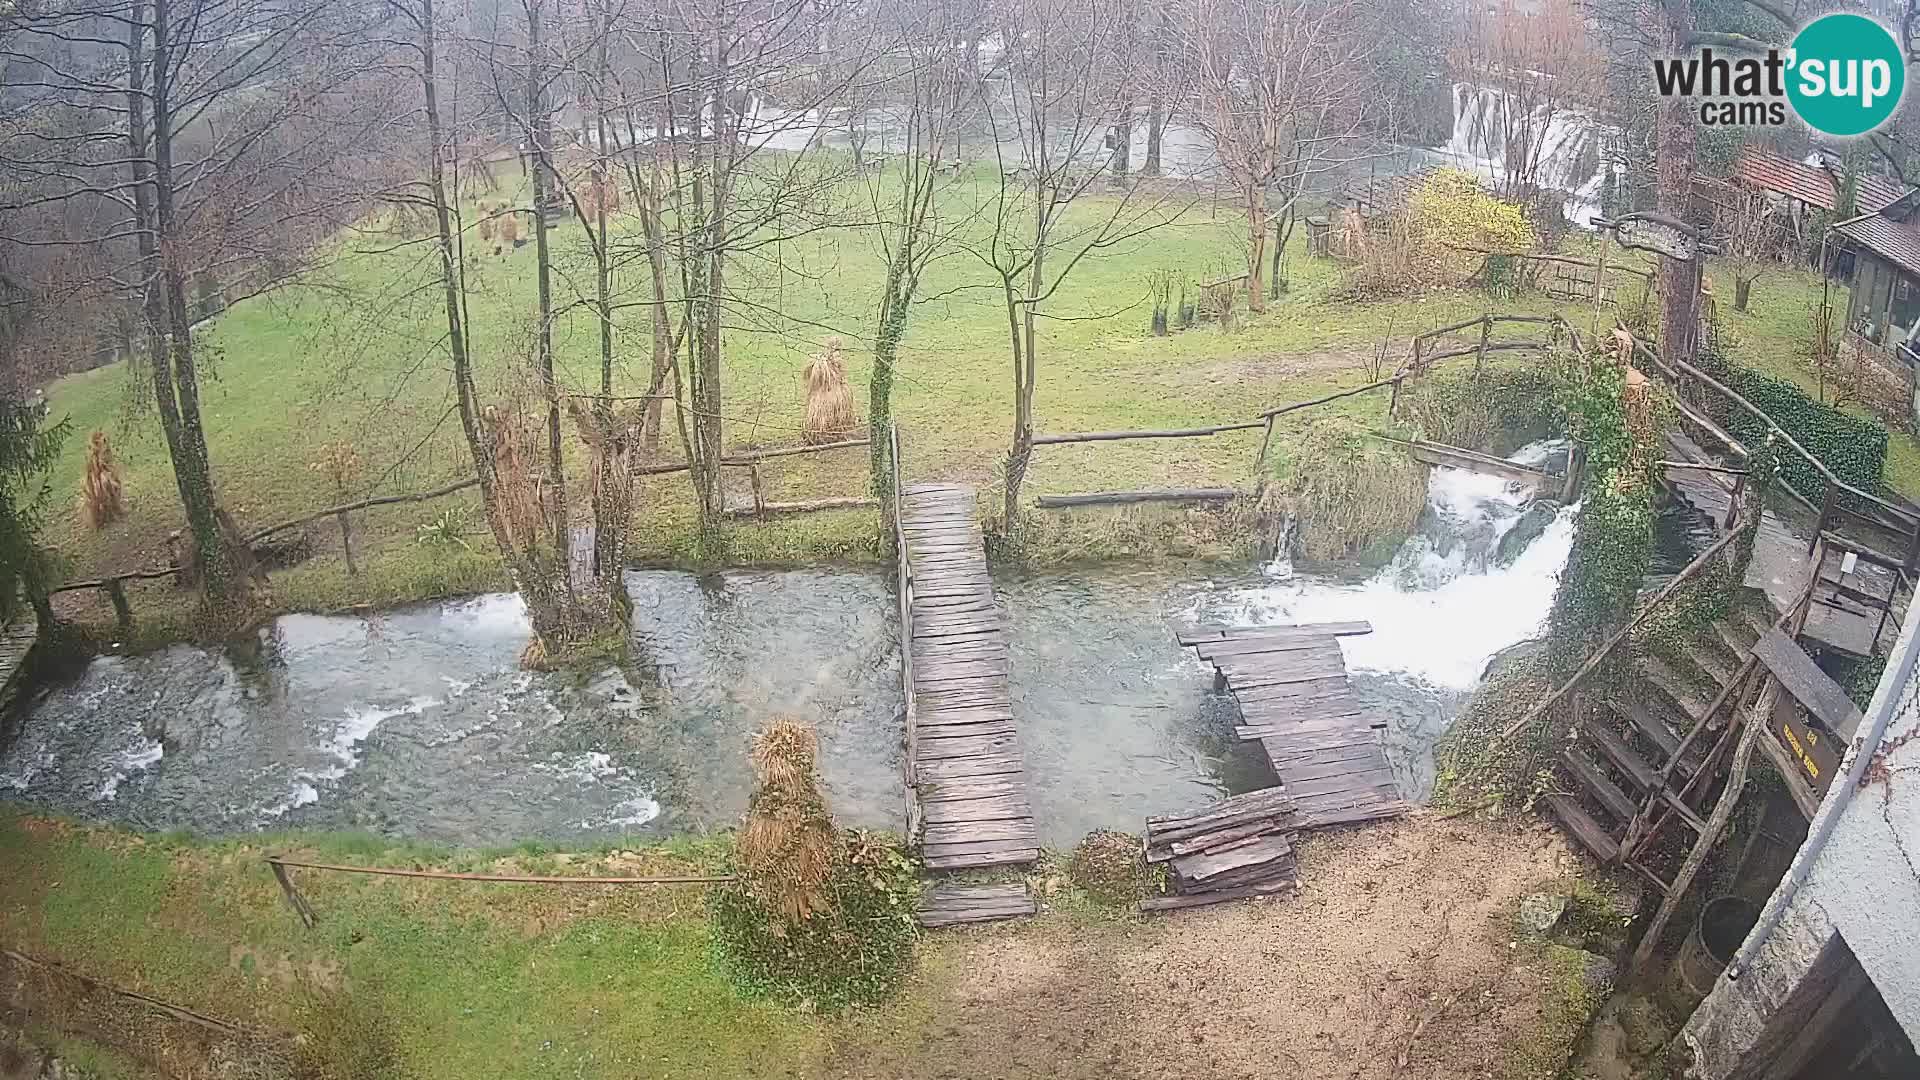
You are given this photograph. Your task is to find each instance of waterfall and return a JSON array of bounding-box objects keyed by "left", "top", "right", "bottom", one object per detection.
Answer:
[
  {"left": 1432, "top": 83, "right": 1618, "bottom": 228},
  {"left": 1217, "top": 440, "right": 1577, "bottom": 691}
]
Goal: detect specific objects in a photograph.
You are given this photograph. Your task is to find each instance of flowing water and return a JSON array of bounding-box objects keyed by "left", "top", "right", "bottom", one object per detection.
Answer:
[
  {"left": 2, "top": 445, "right": 1577, "bottom": 848},
  {"left": 1424, "top": 83, "right": 1619, "bottom": 227}
]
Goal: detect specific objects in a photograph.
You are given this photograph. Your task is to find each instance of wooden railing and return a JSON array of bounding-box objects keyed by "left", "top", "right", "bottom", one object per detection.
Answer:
[
  {"left": 1028, "top": 314, "right": 1576, "bottom": 508},
  {"left": 1631, "top": 334, "right": 1920, "bottom": 571},
  {"left": 635, "top": 436, "right": 877, "bottom": 520},
  {"left": 887, "top": 422, "right": 921, "bottom": 844}
]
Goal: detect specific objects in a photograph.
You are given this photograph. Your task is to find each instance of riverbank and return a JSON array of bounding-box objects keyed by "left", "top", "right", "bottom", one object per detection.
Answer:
[{"left": 0, "top": 809, "right": 1617, "bottom": 1080}]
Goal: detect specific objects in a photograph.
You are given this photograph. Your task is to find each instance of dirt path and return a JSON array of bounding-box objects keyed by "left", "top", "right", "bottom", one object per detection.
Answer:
[{"left": 828, "top": 816, "right": 1589, "bottom": 1080}]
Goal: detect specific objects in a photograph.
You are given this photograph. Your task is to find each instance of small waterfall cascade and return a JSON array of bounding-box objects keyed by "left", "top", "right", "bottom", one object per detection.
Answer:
[
  {"left": 1433, "top": 83, "right": 1618, "bottom": 228},
  {"left": 1227, "top": 440, "right": 1577, "bottom": 692}
]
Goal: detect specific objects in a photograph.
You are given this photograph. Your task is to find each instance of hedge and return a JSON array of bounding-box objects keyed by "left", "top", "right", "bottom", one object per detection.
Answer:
[{"left": 1719, "top": 368, "right": 1888, "bottom": 502}]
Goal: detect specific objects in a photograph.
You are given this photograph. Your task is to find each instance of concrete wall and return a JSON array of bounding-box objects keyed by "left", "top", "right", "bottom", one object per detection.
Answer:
[{"left": 1684, "top": 599, "right": 1920, "bottom": 1078}]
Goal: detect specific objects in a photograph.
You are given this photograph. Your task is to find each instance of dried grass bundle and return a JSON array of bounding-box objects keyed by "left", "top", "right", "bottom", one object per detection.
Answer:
[
  {"left": 496, "top": 208, "right": 521, "bottom": 249},
  {"left": 477, "top": 201, "right": 496, "bottom": 242},
  {"left": 483, "top": 404, "right": 545, "bottom": 554},
  {"left": 802, "top": 337, "right": 856, "bottom": 445},
  {"left": 739, "top": 716, "right": 838, "bottom": 927},
  {"left": 80, "top": 429, "right": 125, "bottom": 529}
]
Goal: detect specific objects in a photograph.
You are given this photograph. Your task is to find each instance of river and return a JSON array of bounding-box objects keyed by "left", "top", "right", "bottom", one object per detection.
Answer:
[{"left": 2, "top": 444, "right": 1582, "bottom": 848}]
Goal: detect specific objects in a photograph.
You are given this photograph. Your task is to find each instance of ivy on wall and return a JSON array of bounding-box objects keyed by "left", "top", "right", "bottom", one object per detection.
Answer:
[{"left": 1545, "top": 354, "right": 1661, "bottom": 674}]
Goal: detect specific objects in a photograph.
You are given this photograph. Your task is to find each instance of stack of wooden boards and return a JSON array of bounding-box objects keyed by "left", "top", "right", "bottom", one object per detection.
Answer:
[{"left": 1140, "top": 788, "right": 1300, "bottom": 912}]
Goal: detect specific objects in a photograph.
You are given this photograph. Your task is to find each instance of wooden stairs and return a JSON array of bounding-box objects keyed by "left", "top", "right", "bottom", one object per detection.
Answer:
[{"left": 1544, "top": 605, "right": 1775, "bottom": 891}]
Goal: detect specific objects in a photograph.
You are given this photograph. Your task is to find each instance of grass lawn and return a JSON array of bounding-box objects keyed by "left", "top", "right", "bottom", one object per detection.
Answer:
[
  {"left": 41, "top": 169, "right": 1913, "bottom": 635},
  {"left": 0, "top": 809, "right": 1614, "bottom": 1080}
]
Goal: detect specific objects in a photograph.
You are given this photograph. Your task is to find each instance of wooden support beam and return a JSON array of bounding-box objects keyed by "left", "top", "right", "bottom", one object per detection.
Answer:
[
  {"left": 1629, "top": 680, "right": 1777, "bottom": 974},
  {"left": 1034, "top": 488, "right": 1239, "bottom": 508}
]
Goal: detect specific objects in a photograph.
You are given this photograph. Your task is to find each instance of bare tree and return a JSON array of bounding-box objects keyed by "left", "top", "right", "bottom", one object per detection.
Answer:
[
  {"left": 1180, "top": 0, "right": 1382, "bottom": 312},
  {"left": 2, "top": 0, "right": 389, "bottom": 603},
  {"left": 1702, "top": 180, "right": 1783, "bottom": 314},
  {"left": 847, "top": 0, "right": 979, "bottom": 500},
  {"left": 974, "top": 0, "right": 1185, "bottom": 529}
]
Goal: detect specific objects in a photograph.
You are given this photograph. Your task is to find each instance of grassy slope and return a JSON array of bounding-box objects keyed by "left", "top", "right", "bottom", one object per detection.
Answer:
[{"left": 43, "top": 171, "right": 1903, "bottom": 628}]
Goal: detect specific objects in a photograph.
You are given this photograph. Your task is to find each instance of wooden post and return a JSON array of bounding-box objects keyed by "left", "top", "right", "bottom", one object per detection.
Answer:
[
  {"left": 1560, "top": 444, "right": 1585, "bottom": 503},
  {"left": 1473, "top": 316, "right": 1491, "bottom": 385},
  {"left": 1812, "top": 482, "right": 1836, "bottom": 554},
  {"left": 104, "top": 577, "right": 133, "bottom": 634},
  {"left": 1903, "top": 520, "right": 1920, "bottom": 576},
  {"left": 1387, "top": 375, "right": 1402, "bottom": 420},
  {"left": 270, "top": 861, "right": 318, "bottom": 929},
  {"left": 1724, "top": 474, "right": 1745, "bottom": 531},
  {"left": 1252, "top": 414, "right": 1278, "bottom": 496},
  {"left": 336, "top": 511, "right": 357, "bottom": 577},
  {"left": 749, "top": 463, "right": 768, "bottom": 521}
]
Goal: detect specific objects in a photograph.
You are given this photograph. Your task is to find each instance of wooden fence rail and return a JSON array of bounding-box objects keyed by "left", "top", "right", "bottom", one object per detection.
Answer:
[
  {"left": 1631, "top": 335, "right": 1920, "bottom": 568},
  {"left": 265, "top": 855, "right": 731, "bottom": 929},
  {"left": 52, "top": 436, "right": 876, "bottom": 630},
  {"left": 1027, "top": 314, "right": 1575, "bottom": 510}
]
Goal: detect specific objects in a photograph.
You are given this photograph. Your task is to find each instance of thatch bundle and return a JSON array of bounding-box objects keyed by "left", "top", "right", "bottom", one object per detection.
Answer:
[
  {"left": 495, "top": 207, "right": 521, "bottom": 251},
  {"left": 80, "top": 430, "right": 125, "bottom": 529},
  {"left": 739, "top": 717, "right": 838, "bottom": 927},
  {"left": 1262, "top": 417, "right": 1427, "bottom": 563},
  {"left": 802, "top": 337, "right": 856, "bottom": 445},
  {"left": 482, "top": 404, "right": 545, "bottom": 554},
  {"left": 477, "top": 201, "right": 496, "bottom": 242}
]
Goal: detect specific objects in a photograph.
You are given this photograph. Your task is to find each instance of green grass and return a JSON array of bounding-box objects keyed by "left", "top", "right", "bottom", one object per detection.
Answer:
[
  {"left": 44, "top": 171, "right": 1916, "bottom": 636},
  {"left": 0, "top": 811, "right": 827, "bottom": 1078}
]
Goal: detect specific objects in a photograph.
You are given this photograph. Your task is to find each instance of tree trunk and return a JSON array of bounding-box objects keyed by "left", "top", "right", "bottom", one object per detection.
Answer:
[
  {"left": 870, "top": 260, "right": 909, "bottom": 502},
  {"left": 1245, "top": 189, "right": 1268, "bottom": 314},
  {"left": 1110, "top": 116, "right": 1130, "bottom": 183},
  {"left": 147, "top": 0, "right": 244, "bottom": 602},
  {"left": 1657, "top": 0, "right": 1699, "bottom": 361},
  {"left": 1143, "top": 100, "right": 1163, "bottom": 177},
  {"left": 526, "top": 0, "right": 568, "bottom": 559},
  {"left": 1004, "top": 217, "right": 1044, "bottom": 530},
  {"left": 1734, "top": 275, "right": 1752, "bottom": 313}
]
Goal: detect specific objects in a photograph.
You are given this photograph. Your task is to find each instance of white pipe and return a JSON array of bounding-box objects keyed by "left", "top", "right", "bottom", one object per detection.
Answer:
[{"left": 1726, "top": 593, "right": 1920, "bottom": 979}]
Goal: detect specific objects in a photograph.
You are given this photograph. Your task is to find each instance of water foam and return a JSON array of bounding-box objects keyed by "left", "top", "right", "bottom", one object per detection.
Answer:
[{"left": 1215, "top": 442, "right": 1576, "bottom": 691}]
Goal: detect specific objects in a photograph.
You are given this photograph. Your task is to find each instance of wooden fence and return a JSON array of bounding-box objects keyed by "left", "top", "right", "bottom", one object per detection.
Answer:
[
  {"left": 51, "top": 436, "right": 878, "bottom": 632},
  {"left": 1026, "top": 313, "right": 1578, "bottom": 509}
]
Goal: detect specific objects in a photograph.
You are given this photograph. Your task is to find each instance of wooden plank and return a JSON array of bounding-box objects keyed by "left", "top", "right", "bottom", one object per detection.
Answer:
[
  {"left": 915, "top": 754, "right": 1027, "bottom": 782},
  {"left": 921, "top": 836, "right": 1043, "bottom": 859},
  {"left": 1170, "top": 833, "right": 1294, "bottom": 883},
  {"left": 1138, "top": 878, "right": 1296, "bottom": 913},
  {"left": 916, "top": 732, "right": 1020, "bottom": 759},
  {"left": 922, "top": 848, "right": 1039, "bottom": 871},
  {"left": 1562, "top": 748, "right": 1637, "bottom": 824},
  {"left": 920, "top": 776, "right": 1027, "bottom": 803},
  {"left": 919, "top": 793, "right": 1032, "bottom": 824},
  {"left": 1176, "top": 621, "right": 1372, "bottom": 646},
  {"left": 1228, "top": 675, "right": 1353, "bottom": 703},
  {"left": 1584, "top": 722, "right": 1657, "bottom": 791},
  {"left": 1542, "top": 793, "right": 1621, "bottom": 862},
  {"left": 1192, "top": 635, "right": 1339, "bottom": 661},
  {"left": 1753, "top": 628, "right": 1865, "bottom": 739},
  {"left": 922, "top": 819, "right": 1037, "bottom": 845}
]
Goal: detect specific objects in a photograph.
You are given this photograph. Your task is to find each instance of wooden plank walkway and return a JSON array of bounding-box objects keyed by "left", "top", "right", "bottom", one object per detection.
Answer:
[
  {"left": 917, "top": 883, "right": 1037, "bottom": 928},
  {"left": 1180, "top": 622, "right": 1407, "bottom": 828},
  {"left": 898, "top": 483, "right": 1039, "bottom": 871},
  {"left": 1663, "top": 432, "right": 1901, "bottom": 656}
]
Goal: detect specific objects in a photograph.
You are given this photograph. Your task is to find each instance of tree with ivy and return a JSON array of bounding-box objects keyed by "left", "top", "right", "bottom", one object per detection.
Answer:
[{"left": 0, "top": 399, "right": 69, "bottom": 629}]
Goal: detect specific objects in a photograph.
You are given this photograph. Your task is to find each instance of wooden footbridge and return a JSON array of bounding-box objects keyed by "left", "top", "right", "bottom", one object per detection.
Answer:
[
  {"left": 1179, "top": 622, "right": 1409, "bottom": 828},
  {"left": 892, "top": 480, "right": 1040, "bottom": 874}
]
